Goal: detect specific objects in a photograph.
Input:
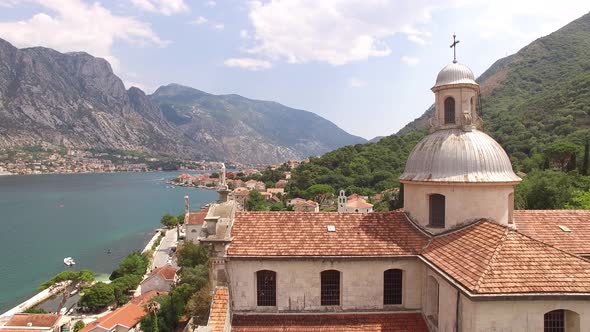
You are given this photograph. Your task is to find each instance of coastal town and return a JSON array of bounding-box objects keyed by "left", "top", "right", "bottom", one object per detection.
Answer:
[{"left": 0, "top": 148, "right": 236, "bottom": 175}]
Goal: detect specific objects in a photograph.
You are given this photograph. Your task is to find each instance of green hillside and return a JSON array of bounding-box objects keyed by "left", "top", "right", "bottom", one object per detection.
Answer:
[{"left": 290, "top": 12, "right": 590, "bottom": 210}]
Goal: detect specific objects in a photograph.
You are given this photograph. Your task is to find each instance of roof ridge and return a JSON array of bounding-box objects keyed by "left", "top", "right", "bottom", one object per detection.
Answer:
[{"left": 473, "top": 227, "right": 509, "bottom": 293}]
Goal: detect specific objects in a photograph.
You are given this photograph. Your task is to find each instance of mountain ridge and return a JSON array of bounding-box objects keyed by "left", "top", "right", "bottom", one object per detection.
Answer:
[{"left": 0, "top": 38, "right": 364, "bottom": 164}]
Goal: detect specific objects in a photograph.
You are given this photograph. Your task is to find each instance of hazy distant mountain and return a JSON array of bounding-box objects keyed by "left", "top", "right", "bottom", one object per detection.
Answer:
[
  {"left": 0, "top": 38, "right": 365, "bottom": 164},
  {"left": 150, "top": 84, "right": 366, "bottom": 164}
]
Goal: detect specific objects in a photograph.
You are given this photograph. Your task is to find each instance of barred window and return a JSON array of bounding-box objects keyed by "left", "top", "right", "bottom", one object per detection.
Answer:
[
  {"left": 256, "top": 270, "right": 276, "bottom": 306},
  {"left": 429, "top": 194, "right": 445, "bottom": 228},
  {"left": 544, "top": 310, "right": 565, "bottom": 332},
  {"left": 444, "top": 97, "right": 455, "bottom": 124},
  {"left": 383, "top": 269, "right": 403, "bottom": 305},
  {"left": 321, "top": 270, "right": 340, "bottom": 306}
]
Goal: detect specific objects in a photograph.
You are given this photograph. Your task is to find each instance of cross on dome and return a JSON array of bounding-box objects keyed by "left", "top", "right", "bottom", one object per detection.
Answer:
[{"left": 450, "top": 34, "right": 460, "bottom": 63}]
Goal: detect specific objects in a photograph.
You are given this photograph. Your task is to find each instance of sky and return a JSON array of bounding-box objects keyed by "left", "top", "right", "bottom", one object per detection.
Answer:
[{"left": 0, "top": 1, "right": 589, "bottom": 140}]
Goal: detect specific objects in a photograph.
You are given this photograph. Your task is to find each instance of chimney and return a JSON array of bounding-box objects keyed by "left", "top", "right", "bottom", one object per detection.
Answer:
[
  {"left": 205, "top": 216, "right": 220, "bottom": 236},
  {"left": 27, "top": 323, "right": 32, "bottom": 327}
]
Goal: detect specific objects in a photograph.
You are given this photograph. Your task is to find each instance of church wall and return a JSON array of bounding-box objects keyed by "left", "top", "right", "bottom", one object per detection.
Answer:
[
  {"left": 422, "top": 266, "right": 460, "bottom": 332},
  {"left": 460, "top": 298, "right": 590, "bottom": 331},
  {"left": 403, "top": 182, "right": 514, "bottom": 230},
  {"left": 226, "top": 258, "right": 423, "bottom": 312}
]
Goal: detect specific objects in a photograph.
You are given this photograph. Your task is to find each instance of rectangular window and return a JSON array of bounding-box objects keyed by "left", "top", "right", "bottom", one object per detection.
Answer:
[
  {"left": 383, "top": 269, "right": 403, "bottom": 305},
  {"left": 321, "top": 270, "right": 340, "bottom": 306},
  {"left": 256, "top": 270, "right": 276, "bottom": 306}
]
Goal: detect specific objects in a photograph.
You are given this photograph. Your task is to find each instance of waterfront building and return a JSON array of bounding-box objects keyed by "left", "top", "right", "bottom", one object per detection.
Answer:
[
  {"left": 192, "top": 56, "right": 590, "bottom": 332},
  {"left": 140, "top": 264, "right": 178, "bottom": 295},
  {"left": 1, "top": 313, "right": 65, "bottom": 332}
]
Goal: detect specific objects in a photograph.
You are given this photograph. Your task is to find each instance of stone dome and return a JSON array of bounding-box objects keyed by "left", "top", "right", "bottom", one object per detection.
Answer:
[
  {"left": 433, "top": 63, "right": 477, "bottom": 88},
  {"left": 400, "top": 129, "right": 521, "bottom": 183}
]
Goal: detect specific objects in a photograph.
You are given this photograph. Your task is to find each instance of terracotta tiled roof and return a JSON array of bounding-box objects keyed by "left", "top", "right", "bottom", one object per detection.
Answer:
[
  {"left": 294, "top": 200, "right": 318, "bottom": 207},
  {"left": 5, "top": 314, "right": 60, "bottom": 328},
  {"left": 227, "top": 212, "right": 428, "bottom": 257},
  {"left": 422, "top": 221, "right": 590, "bottom": 294},
  {"left": 148, "top": 264, "right": 177, "bottom": 281},
  {"left": 231, "top": 313, "right": 429, "bottom": 332},
  {"left": 0, "top": 330, "right": 45, "bottom": 332},
  {"left": 208, "top": 287, "right": 229, "bottom": 332},
  {"left": 130, "top": 290, "right": 166, "bottom": 306},
  {"left": 80, "top": 291, "right": 161, "bottom": 332},
  {"left": 514, "top": 210, "right": 590, "bottom": 255},
  {"left": 346, "top": 194, "right": 373, "bottom": 208},
  {"left": 187, "top": 212, "right": 208, "bottom": 225}
]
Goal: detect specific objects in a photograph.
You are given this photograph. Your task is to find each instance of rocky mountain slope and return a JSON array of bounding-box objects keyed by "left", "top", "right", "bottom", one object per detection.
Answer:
[
  {"left": 151, "top": 84, "right": 365, "bottom": 164},
  {"left": 0, "top": 38, "right": 364, "bottom": 164}
]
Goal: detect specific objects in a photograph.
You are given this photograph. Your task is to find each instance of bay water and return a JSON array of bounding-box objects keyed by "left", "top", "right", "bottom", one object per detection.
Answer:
[{"left": 0, "top": 172, "right": 217, "bottom": 312}]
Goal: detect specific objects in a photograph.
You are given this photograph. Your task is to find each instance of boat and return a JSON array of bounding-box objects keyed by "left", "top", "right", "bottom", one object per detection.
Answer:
[{"left": 63, "top": 257, "right": 76, "bottom": 266}]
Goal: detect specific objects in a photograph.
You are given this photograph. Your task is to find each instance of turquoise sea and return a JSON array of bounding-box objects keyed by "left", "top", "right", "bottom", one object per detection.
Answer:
[{"left": 0, "top": 172, "right": 217, "bottom": 312}]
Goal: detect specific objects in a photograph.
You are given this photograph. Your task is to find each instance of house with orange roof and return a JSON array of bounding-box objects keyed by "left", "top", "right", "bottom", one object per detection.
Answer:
[
  {"left": 185, "top": 211, "right": 208, "bottom": 243},
  {"left": 275, "top": 179, "right": 288, "bottom": 188},
  {"left": 140, "top": 264, "right": 178, "bottom": 294},
  {"left": 79, "top": 291, "right": 162, "bottom": 332},
  {"left": 192, "top": 55, "right": 590, "bottom": 332},
  {"left": 292, "top": 199, "right": 319, "bottom": 212},
  {"left": 1, "top": 313, "right": 64, "bottom": 332}
]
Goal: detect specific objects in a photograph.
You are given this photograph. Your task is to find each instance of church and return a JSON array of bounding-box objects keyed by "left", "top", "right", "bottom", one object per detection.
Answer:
[{"left": 190, "top": 51, "right": 590, "bottom": 332}]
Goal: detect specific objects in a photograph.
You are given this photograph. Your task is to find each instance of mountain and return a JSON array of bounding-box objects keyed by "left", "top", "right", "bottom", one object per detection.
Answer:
[
  {"left": 0, "top": 38, "right": 190, "bottom": 157},
  {"left": 150, "top": 84, "right": 366, "bottom": 164},
  {"left": 289, "top": 11, "right": 590, "bottom": 196},
  {"left": 0, "top": 38, "right": 365, "bottom": 164}
]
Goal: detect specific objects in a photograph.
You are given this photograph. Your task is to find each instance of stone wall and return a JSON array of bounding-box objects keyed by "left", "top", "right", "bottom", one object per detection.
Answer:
[{"left": 227, "top": 258, "right": 422, "bottom": 312}]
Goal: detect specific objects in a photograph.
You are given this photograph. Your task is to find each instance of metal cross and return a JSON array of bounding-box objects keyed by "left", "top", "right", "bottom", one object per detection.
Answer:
[{"left": 450, "top": 34, "right": 460, "bottom": 63}]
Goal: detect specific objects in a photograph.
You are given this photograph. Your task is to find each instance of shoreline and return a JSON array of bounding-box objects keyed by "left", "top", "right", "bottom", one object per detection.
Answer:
[{"left": 0, "top": 226, "right": 164, "bottom": 319}]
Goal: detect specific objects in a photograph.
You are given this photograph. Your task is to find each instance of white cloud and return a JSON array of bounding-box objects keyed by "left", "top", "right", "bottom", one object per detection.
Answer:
[
  {"left": 347, "top": 78, "right": 366, "bottom": 88},
  {"left": 0, "top": 0, "right": 19, "bottom": 7},
  {"left": 224, "top": 58, "right": 272, "bottom": 71},
  {"left": 240, "top": 29, "right": 250, "bottom": 39},
  {"left": 245, "top": 0, "right": 436, "bottom": 65},
  {"left": 0, "top": 0, "right": 166, "bottom": 72},
  {"left": 130, "top": 0, "right": 189, "bottom": 16},
  {"left": 213, "top": 23, "right": 224, "bottom": 30},
  {"left": 191, "top": 16, "right": 208, "bottom": 25},
  {"left": 407, "top": 35, "right": 426, "bottom": 45},
  {"left": 205, "top": 0, "right": 216, "bottom": 7},
  {"left": 401, "top": 56, "right": 420, "bottom": 66}
]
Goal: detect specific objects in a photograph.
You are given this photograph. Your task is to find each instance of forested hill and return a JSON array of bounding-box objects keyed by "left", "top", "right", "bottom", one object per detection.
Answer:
[{"left": 289, "top": 12, "right": 590, "bottom": 210}]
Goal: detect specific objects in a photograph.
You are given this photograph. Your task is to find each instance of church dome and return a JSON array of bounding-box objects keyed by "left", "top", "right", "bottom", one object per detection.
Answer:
[
  {"left": 433, "top": 63, "right": 477, "bottom": 88},
  {"left": 400, "top": 129, "right": 521, "bottom": 183}
]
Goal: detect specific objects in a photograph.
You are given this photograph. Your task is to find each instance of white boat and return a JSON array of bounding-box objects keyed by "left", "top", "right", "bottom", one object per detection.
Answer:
[{"left": 63, "top": 257, "right": 76, "bottom": 266}]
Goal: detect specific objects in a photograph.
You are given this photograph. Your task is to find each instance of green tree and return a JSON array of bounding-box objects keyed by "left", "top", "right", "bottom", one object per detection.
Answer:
[
  {"left": 24, "top": 307, "right": 47, "bottom": 314},
  {"left": 245, "top": 191, "right": 267, "bottom": 211},
  {"left": 186, "top": 286, "right": 212, "bottom": 326},
  {"left": 177, "top": 213, "right": 185, "bottom": 225},
  {"left": 178, "top": 265, "right": 208, "bottom": 290},
  {"left": 111, "top": 274, "right": 142, "bottom": 304},
  {"left": 39, "top": 270, "right": 94, "bottom": 313},
  {"left": 73, "top": 321, "right": 85, "bottom": 332},
  {"left": 110, "top": 251, "right": 149, "bottom": 280},
  {"left": 544, "top": 141, "right": 580, "bottom": 171},
  {"left": 160, "top": 214, "right": 179, "bottom": 228},
  {"left": 177, "top": 241, "right": 208, "bottom": 268},
  {"left": 566, "top": 190, "right": 590, "bottom": 209},
  {"left": 583, "top": 138, "right": 589, "bottom": 175},
  {"left": 79, "top": 282, "right": 115, "bottom": 310},
  {"left": 304, "top": 184, "right": 335, "bottom": 206}
]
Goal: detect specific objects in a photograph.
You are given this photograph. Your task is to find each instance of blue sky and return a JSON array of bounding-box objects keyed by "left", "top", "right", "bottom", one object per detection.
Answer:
[{"left": 0, "top": 1, "right": 589, "bottom": 139}]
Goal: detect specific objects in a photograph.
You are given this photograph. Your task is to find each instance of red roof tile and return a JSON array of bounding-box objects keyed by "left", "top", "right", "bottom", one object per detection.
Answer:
[
  {"left": 422, "top": 221, "right": 590, "bottom": 294},
  {"left": 187, "top": 212, "right": 208, "bottom": 225},
  {"left": 148, "top": 264, "right": 177, "bottom": 281},
  {"left": 80, "top": 291, "right": 161, "bottom": 332},
  {"left": 208, "top": 287, "right": 229, "bottom": 332},
  {"left": 514, "top": 210, "right": 590, "bottom": 255},
  {"left": 227, "top": 212, "right": 428, "bottom": 257},
  {"left": 231, "top": 313, "right": 428, "bottom": 332},
  {"left": 5, "top": 314, "right": 60, "bottom": 328}
]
